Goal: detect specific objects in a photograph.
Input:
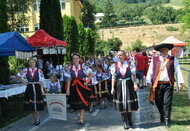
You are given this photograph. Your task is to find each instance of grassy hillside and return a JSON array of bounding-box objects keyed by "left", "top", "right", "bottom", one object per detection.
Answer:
[
  {"left": 170, "top": 0, "right": 184, "bottom": 7},
  {"left": 164, "top": 0, "right": 184, "bottom": 9},
  {"left": 98, "top": 23, "right": 189, "bottom": 49}
]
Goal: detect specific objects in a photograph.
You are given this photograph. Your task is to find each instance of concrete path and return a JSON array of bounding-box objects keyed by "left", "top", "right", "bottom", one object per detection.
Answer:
[{"left": 2, "top": 87, "right": 167, "bottom": 131}]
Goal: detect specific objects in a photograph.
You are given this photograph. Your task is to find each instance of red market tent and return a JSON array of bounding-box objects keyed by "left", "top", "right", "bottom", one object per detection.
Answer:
[
  {"left": 27, "top": 29, "right": 67, "bottom": 55},
  {"left": 27, "top": 29, "right": 66, "bottom": 47}
]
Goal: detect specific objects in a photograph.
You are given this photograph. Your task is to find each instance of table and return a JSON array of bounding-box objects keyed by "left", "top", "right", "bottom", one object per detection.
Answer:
[
  {"left": 0, "top": 80, "right": 49, "bottom": 127},
  {"left": 0, "top": 84, "right": 26, "bottom": 99}
]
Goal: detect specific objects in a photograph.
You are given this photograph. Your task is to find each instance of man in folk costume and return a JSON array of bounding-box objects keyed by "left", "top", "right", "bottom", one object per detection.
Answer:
[
  {"left": 146, "top": 43, "right": 184, "bottom": 128},
  {"left": 111, "top": 50, "right": 139, "bottom": 130}
]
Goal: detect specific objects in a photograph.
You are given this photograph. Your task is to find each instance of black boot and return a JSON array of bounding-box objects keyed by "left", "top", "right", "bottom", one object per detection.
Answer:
[
  {"left": 121, "top": 113, "right": 130, "bottom": 130},
  {"left": 127, "top": 112, "right": 133, "bottom": 127},
  {"left": 160, "top": 111, "right": 164, "bottom": 123},
  {"left": 160, "top": 115, "right": 164, "bottom": 123},
  {"left": 165, "top": 111, "right": 171, "bottom": 128}
]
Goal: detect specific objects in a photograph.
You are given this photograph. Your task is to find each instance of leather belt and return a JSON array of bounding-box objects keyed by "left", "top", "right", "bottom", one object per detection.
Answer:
[{"left": 158, "top": 81, "right": 170, "bottom": 84}]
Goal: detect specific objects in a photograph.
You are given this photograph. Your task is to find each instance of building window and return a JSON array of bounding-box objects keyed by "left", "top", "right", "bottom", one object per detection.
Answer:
[
  {"left": 33, "top": 0, "right": 40, "bottom": 12},
  {"left": 60, "top": 0, "right": 65, "bottom": 10},
  {"left": 35, "top": 24, "right": 40, "bottom": 31},
  {"left": 17, "top": 25, "right": 29, "bottom": 32}
]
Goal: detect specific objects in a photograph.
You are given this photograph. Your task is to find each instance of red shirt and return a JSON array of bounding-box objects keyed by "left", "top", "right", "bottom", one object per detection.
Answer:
[{"left": 135, "top": 53, "right": 145, "bottom": 71}]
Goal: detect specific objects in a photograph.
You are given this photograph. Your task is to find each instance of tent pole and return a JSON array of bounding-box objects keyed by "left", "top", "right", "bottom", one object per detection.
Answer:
[{"left": 56, "top": 47, "right": 60, "bottom": 74}]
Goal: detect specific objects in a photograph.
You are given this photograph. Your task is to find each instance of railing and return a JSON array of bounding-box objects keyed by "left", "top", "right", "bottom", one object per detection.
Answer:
[
  {"left": 179, "top": 59, "right": 190, "bottom": 65},
  {"left": 181, "top": 67, "right": 190, "bottom": 100}
]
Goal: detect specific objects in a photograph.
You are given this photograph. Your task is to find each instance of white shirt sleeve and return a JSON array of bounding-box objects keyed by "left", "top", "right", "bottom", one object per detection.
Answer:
[
  {"left": 174, "top": 57, "right": 184, "bottom": 84},
  {"left": 46, "top": 81, "right": 51, "bottom": 90},
  {"left": 146, "top": 58, "right": 153, "bottom": 84},
  {"left": 129, "top": 61, "right": 136, "bottom": 75},
  {"left": 82, "top": 65, "right": 92, "bottom": 76},
  {"left": 16, "top": 68, "right": 27, "bottom": 78},
  {"left": 58, "top": 80, "right": 61, "bottom": 91},
  {"left": 110, "top": 63, "right": 116, "bottom": 79},
  {"left": 38, "top": 69, "right": 45, "bottom": 82}
]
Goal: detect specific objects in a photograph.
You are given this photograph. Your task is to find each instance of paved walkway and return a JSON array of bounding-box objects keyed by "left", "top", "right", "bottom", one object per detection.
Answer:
[{"left": 2, "top": 87, "right": 167, "bottom": 131}]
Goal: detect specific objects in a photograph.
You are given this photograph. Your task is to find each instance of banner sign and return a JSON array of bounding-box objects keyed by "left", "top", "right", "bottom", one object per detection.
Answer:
[{"left": 46, "top": 94, "right": 67, "bottom": 120}]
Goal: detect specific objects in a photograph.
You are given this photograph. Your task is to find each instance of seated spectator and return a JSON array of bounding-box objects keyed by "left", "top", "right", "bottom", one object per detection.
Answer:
[{"left": 46, "top": 73, "right": 61, "bottom": 94}]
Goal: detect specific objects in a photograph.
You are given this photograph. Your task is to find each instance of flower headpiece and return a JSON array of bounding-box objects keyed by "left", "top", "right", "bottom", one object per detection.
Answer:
[{"left": 71, "top": 52, "right": 80, "bottom": 57}]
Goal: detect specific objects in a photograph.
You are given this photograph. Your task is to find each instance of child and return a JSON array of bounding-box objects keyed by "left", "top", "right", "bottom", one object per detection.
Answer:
[
  {"left": 96, "top": 64, "right": 108, "bottom": 109},
  {"left": 60, "top": 64, "right": 70, "bottom": 93},
  {"left": 47, "top": 73, "right": 61, "bottom": 94},
  {"left": 85, "top": 64, "right": 98, "bottom": 113}
]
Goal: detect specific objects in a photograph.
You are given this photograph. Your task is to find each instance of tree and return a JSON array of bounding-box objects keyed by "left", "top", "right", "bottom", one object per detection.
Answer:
[
  {"left": 106, "top": 38, "right": 122, "bottom": 52},
  {"left": 101, "top": 0, "right": 117, "bottom": 27},
  {"left": 0, "top": 0, "right": 10, "bottom": 84},
  {"left": 63, "top": 15, "right": 78, "bottom": 61},
  {"left": 86, "top": 29, "right": 96, "bottom": 55},
  {"left": 0, "top": 0, "right": 8, "bottom": 32},
  {"left": 78, "top": 23, "right": 87, "bottom": 57},
  {"left": 40, "top": 0, "right": 63, "bottom": 40},
  {"left": 181, "top": 0, "right": 190, "bottom": 37},
  {"left": 81, "top": 0, "right": 96, "bottom": 30},
  {"left": 7, "top": 0, "right": 34, "bottom": 31},
  {"left": 95, "top": 38, "right": 122, "bottom": 55},
  {"left": 95, "top": 40, "right": 107, "bottom": 56},
  {"left": 143, "top": 6, "right": 177, "bottom": 24},
  {"left": 131, "top": 39, "right": 146, "bottom": 51}
]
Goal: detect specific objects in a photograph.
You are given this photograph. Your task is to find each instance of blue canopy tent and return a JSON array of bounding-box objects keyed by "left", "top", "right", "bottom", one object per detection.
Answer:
[{"left": 0, "top": 31, "right": 34, "bottom": 56}]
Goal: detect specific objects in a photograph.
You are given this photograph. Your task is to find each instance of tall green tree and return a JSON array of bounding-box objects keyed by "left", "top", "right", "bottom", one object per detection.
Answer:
[
  {"left": 181, "top": 0, "right": 190, "bottom": 37},
  {"left": 78, "top": 24, "right": 87, "bottom": 57},
  {"left": 102, "top": 0, "right": 117, "bottom": 27},
  {"left": 63, "top": 15, "right": 78, "bottom": 61},
  {"left": 86, "top": 29, "right": 96, "bottom": 55},
  {"left": 40, "top": 0, "right": 63, "bottom": 40},
  {"left": 0, "top": 0, "right": 10, "bottom": 84},
  {"left": 0, "top": 0, "right": 8, "bottom": 32},
  {"left": 81, "top": 0, "right": 96, "bottom": 30}
]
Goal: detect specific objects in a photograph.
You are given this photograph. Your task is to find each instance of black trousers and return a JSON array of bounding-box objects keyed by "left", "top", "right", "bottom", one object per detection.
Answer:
[{"left": 155, "top": 83, "right": 173, "bottom": 120}]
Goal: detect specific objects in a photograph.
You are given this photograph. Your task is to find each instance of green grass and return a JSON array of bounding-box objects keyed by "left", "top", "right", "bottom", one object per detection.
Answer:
[
  {"left": 169, "top": 64, "right": 190, "bottom": 131},
  {"left": 170, "top": 0, "right": 184, "bottom": 7},
  {"left": 179, "top": 64, "right": 189, "bottom": 89},
  {"left": 169, "top": 91, "right": 190, "bottom": 131}
]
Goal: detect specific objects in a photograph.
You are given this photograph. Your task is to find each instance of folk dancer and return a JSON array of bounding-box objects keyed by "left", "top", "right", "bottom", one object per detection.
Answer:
[
  {"left": 111, "top": 50, "right": 139, "bottom": 130},
  {"left": 146, "top": 43, "right": 184, "bottom": 128},
  {"left": 66, "top": 53, "right": 93, "bottom": 126},
  {"left": 16, "top": 58, "right": 45, "bottom": 126}
]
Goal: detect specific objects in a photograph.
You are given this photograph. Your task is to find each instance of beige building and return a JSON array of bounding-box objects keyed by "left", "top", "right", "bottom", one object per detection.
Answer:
[{"left": 20, "top": 0, "right": 83, "bottom": 37}]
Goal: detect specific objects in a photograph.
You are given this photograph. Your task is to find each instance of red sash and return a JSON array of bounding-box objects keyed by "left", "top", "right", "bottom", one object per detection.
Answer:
[{"left": 72, "top": 79, "right": 92, "bottom": 106}]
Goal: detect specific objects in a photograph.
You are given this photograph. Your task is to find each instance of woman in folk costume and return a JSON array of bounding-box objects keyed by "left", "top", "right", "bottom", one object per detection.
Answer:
[
  {"left": 66, "top": 53, "right": 93, "bottom": 126},
  {"left": 16, "top": 58, "right": 45, "bottom": 126},
  {"left": 111, "top": 50, "right": 139, "bottom": 130},
  {"left": 96, "top": 64, "right": 109, "bottom": 109}
]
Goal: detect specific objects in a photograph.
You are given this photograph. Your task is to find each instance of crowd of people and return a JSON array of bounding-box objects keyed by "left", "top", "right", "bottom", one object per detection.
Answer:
[{"left": 15, "top": 44, "right": 184, "bottom": 130}]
